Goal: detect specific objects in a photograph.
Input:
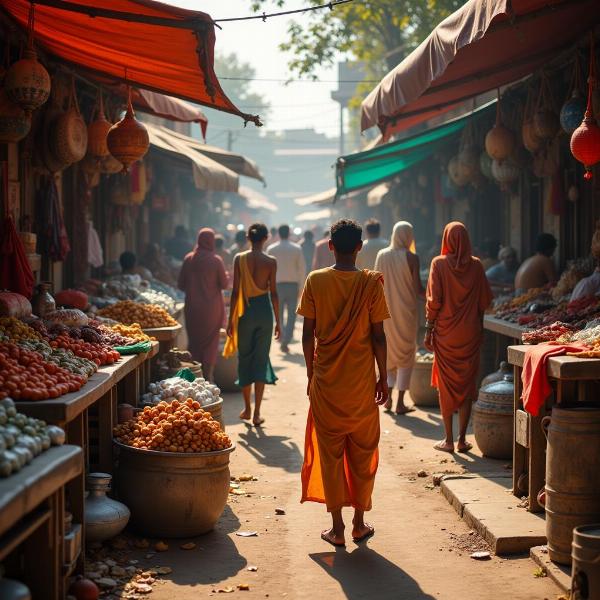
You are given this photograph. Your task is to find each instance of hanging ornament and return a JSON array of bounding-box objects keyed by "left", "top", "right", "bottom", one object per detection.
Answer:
[
  {"left": 492, "top": 158, "right": 520, "bottom": 190},
  {"left": 107, "top": 87, "right": 149, "bottom": 173},
  {"left": 4, "top": 5, "right": 51, "bottom": 114},
  {"left": 485, "top": 94, "right": 515, "bottom": 162},
  {"left": 570, "top": 35, "right": 600, "bottom": 180},
  {"left": 560, "top": 53, "right": 586, "bottom": 134},
  {"left": 479, "top": 151, "right": 493, "bottom": 179},
  {"left": 533, "top": 72, "right": 560, "bottom": 140},
  {"left": 87, "top": 91, "right": 112, "bottom": 158},
  {"left": 521, "top": 86, "right": 543, "bottom": 154},
  {"left": 448, "top": 155, "right": 469, "bottom": 187}
]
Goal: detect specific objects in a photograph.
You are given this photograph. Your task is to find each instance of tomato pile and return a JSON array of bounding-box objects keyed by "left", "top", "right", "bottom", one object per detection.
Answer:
[
  {"left": 0, "top": 343, "right": 87, "bottom": 400},
  {"left": 50, "top": 334, "right": 120, "bottom": 366}
]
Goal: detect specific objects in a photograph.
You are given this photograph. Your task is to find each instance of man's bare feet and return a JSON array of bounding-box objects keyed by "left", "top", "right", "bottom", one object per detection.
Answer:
[
  {"left": 395, "top": 405, "right": 415, "bottom": 415},
  {"left": 457, "top": 440, "right": 473, "bottom": 453},
  {"left": 253, "top": 416, "right": 265, "bottom": 427},
  {"left": 239, "top": 409, "right": 251, "bottom": 420},
  {"left": 352, "top": 522, "right": 375, "bottom": 543},
  {"left": 321, "top": 528, "right": 345, "bottom": 547},
  {"left": 434, "top": 440, "right": 455, "bottom": 453},
  {"left": 383, "top": 399, "right": 392, "bottom": 412}
]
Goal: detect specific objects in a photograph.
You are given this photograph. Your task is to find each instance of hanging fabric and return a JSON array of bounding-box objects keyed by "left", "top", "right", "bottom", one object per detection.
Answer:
[{"left": 36, "top": 176, "right": 71, "bottom": 262}]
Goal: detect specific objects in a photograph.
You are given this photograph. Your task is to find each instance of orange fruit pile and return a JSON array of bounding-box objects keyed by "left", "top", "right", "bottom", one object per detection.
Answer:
[{"left": 114, "top": 399, "right": 231, "bottom": 453}]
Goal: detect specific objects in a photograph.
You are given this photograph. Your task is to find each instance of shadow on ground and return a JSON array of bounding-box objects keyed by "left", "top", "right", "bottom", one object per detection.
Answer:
[
  {"left": 310, "top": 545, "right": 436, "bottom": 599},
  {"left": 237, "top": 423, "right": 303, "bottom": 473}
]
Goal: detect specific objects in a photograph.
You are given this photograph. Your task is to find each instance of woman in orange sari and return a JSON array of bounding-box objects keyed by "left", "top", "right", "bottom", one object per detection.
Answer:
[{"left": 425, "top": 222, "right": 492, "bottom": 453}]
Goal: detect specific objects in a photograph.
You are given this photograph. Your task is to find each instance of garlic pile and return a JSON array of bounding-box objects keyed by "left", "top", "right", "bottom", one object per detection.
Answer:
[{"left": 141, "top": 377, "right": 221, "bottom": 407}]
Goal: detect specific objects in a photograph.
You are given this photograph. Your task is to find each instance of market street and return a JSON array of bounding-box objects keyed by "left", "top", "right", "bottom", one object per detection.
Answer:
[{"left": 134, "top": 337, "right": 559, "bottom": 600}]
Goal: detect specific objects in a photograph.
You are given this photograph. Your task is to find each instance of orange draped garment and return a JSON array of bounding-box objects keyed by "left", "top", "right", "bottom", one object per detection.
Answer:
[
  {"left": 297, "top": 268, "right": 390, "bottom": 512},
  {"left": 426, "top": 223, "right": 493, "bottom": 417}
]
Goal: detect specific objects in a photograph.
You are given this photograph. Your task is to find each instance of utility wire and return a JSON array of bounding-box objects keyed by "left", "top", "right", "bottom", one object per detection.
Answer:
[
  {"left": 214, "top": 0, "right": 354, "bottom": 23},
  {"left": 218, "top": 76, "right": 380, "bottom": 83}
]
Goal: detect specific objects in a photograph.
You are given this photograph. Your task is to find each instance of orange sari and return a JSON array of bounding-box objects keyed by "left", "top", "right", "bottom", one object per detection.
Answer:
[
  {"left": 426, "top": 222, "right": 493, "bottom": 417},
  {"left": 297, "top": 268, "right": 390, "bottom": 511}
]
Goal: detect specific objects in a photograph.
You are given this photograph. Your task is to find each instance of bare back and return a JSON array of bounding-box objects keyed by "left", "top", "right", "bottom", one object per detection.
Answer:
[
  {"left": 514, "top": 254, "right": 556, "bottom": 291},
  {"left": 244, "top": 250, "right": 276, "bottom": 289}
]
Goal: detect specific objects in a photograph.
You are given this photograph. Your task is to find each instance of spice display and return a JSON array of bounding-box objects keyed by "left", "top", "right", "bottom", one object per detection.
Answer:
[
  {"left": 522, "top": 322, "right": 574, "bottom": 344},
  {"left": 114, "top": 399, "right": 231, "bottom": 453},
  {"left": 0, "top": 317, "right": 41, "bottom": 341},
  {"left": 142, "top": 377, "right": 221, "bottom": 407},
  {"left": 109, "top": 323, "right": 153, "bottom": 343},
  {"left": 0, "top": 398, "right": 66, "bottom": 477},
  {"left": 98, "top": 301, "right": 178, "bottom": 328}
]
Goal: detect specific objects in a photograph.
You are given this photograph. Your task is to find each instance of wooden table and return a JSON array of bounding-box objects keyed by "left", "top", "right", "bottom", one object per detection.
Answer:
[
  {"left": 143, "top": 323, "right": 183, "bottom": 357},
  {"left": 0, "top": 445, "right": 83, "bottom": 599},
  {"left": 508, "top": 345, "right": 600, "bottom": 512},
  {"left": 484, "top": 316, "right": 526, "bottom": 341}
]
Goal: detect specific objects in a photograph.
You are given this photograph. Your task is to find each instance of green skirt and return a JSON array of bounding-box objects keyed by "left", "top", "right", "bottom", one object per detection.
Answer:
[{"left": 237, "top": 293, "right": 278, "bottom": 387}]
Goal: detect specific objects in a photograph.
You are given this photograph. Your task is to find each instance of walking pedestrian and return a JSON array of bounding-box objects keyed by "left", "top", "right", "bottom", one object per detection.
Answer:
[
  {"left": 178, "top": 228, "right": 229, "bottom": 383},
  {"left": 230, "top": 229, "right": 249, "bottom": 256},
  {"left": 356, "top": 219, "right": 388, "bottom": 269},
  {"left": 267, "top": 224, "right": 306, "bottom": 353},
  {"left": 425, "top": 222, "right": 492, "bottom": 453},
  {"left": 312, "top": 230, "right": 333, "bottom": 271},
  {"left": 215, "top": 235, "right": 233, "bottom": 274},
  {"left": 225, "top": 223, "right": 281, "bottom": 426},
  {"left": 298, "top": 219, "right": 390, "bottom": 547},
  {"left": 375, "top": 221, "right": 424, "bottom": 415},
  {"left": 301, "top": 230, "right": 315, "bottom": 272}
]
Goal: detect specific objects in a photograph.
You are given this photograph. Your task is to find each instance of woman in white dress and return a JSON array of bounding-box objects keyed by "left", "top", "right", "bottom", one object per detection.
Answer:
[{"left": 374, "top": 221, "right": 425, "bottom": 414}]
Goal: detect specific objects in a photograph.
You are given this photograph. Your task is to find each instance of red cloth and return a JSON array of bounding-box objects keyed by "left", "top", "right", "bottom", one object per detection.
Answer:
[
  {"left": 521, "top": 342, "right": 589, "bottom": 416},
  {"left": 0, "top": 216, "right": 35, "bottom": 298},
  {"left": 178, "top": 229, "right": 228, "bottom": 367}
]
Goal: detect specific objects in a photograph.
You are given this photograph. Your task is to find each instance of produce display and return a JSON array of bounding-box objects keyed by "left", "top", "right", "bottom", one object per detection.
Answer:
[
  {"left": 521, "top": 322, "right": 574, "bottom": 344},
  {"left": 19, "top": 339, "right": 97, "bottom": 378},
  {"left": 0, "top": 342, "right": 88, "bottom": 400},
  {"left": 50, "top": 334, "right": 120, "bottom": 366},
  {"left": 113, "top": 399, "right": 231, "bottom": 453},
  {"left": 0, "top": 398, "right": 66, "bottom": 477},
  {"left": 54, "top": 289, "right": 89, "bottom": 310},
  {"left": 141, "top": 377, "right": 221, "bottom": 407},
  {"left": 137, "top": 289, "right": 176, "bottom": 314},
  {"left": 97, "top": 301, "right": 178, "bottom": 328},
  {"left": 0, "top": 292, "right": 32, "bottom": 318},
  {"left": 0, "top": 317, "right": 41, "bottom": 341},
  {"left": 108, "top": 322, "right": 154, "bottom": 343},
  {"left": 44, "top": 308, "right": 89, "bottom": 327}
]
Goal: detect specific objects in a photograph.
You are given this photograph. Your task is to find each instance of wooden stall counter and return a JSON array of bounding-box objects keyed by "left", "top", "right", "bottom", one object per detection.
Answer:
[
  {"left": 508, "top": 344, "right": 600, "bottom": 513},
  {"left": 484, "top": 315, "right": 526, "bottom": 341},
  {"left": 0, "top": 445, "right": 83, "bottom": 600},
  {"left": 143, "top": 323, "right": 182, "bottom": 356}
]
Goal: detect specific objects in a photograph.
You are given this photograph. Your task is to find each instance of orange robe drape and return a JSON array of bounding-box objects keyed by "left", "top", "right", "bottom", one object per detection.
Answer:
[
  {"left": 297, "top": 268, "right": 390, "bottom": 512},
  {"left": 426, "top": 222, "right": 493, "bottom": 417}
]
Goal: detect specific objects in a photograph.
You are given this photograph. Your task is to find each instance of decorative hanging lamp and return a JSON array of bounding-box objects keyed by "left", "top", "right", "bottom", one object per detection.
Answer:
[
  {"left": 560, "top": 52, "right": 586, "bottom": 134},
  {"left": 87, "top": 91, "right": 112, "bottom": 159},
  {"left": 485, "top": 92, "right": 515, "bottom": 162},
  {"left": 570, "top": 34, "right": 600, "bottom": 180},
  {"left": 106, "top": 87, "right": 149, "bottom": 173},
  {"left": 4, "top": 4, "right": 50, "bottom": 114}
]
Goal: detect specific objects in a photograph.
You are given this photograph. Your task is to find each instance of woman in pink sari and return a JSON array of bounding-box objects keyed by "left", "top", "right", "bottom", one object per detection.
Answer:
[{"left": 178, "top": 228, "right": 229, "bottom": 382}]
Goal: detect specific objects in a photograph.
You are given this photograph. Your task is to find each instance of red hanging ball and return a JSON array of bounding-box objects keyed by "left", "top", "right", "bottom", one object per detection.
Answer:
[
  {"left": 570, "top": 117, "right": 600, "bottom": 179},
  {"left": 584, "top": 170, "right": 593, "bottom": 180}
]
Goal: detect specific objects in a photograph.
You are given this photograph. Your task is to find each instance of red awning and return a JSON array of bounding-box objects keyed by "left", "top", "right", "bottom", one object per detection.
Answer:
[
  {"left": 361, "top": 0, "right": 600, "bottom": 136},
  {"left": 2, "top": 0, "right": 260, "bottom": 124}
]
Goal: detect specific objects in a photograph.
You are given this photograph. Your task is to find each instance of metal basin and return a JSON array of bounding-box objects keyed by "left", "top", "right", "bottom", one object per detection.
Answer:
[
  {"left": 113, "top": 440, "right": 235, "bottom": 538},
  {"left": 409, "top": 361, "right": 438, "bottom": 407}
]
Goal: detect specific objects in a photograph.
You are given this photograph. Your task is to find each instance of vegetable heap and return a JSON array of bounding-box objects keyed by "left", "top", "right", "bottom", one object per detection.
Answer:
[
  {"left": 114, "top": 399, "right": 231, "bottom": 453},
  {"left": 98, "top": 301, "right": 178, "bottom": 329},
  {"left": 0, "top": 397, "right": 66, "bottom": 477},
  {"left": 142, "top": 377, "right": 221, "bottom": 407},
  {"left": 108, "top": 322, "right": 154, "bottom": 343}
]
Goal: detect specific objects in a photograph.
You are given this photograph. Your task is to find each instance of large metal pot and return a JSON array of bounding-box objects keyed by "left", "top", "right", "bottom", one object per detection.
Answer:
[
  {"left": 409, "top": 360, "right": 438, "bottom": 407},
  {"left": 204, "top": 397, "right": 224, "bottom": 430},
  {"left": 113, "top": 441, "right": 235, "bottom": 538},
  {"left": 85, "top": 472, "right": 130, "bottom": 542},
  {"left": 481, "top": 361, "right": 512, "bottom": 389},
  {"left": 473, "top": 374, "right": 514, "bottom": 459}
]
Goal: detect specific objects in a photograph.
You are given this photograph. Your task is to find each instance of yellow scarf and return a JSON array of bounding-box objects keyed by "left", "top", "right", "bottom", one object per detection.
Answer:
[{"left": 223, "top": 252, "right": 268, "bottom": 358}]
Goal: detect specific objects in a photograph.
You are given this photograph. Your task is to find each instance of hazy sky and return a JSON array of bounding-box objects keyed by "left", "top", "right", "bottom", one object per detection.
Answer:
[{"left": 165, "top": 0, "right": 345, "bottom": 138}]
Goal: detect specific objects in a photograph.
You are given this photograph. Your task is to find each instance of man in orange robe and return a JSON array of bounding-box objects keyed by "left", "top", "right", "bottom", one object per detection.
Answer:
[
  {"left": 425, "top": 222, "right": 493, "bottom": 453},
  {"left": 297, "top": 219, "right": 390, "bottom": 547}
]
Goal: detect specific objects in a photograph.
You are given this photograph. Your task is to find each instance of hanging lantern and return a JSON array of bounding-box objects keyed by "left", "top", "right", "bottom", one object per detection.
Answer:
[
  {"left": 4, "top": 6, "right": 50, "bottom": 114},
  {"left": 50, "top": 79, "right": 88, "bottom": 165},
  {"left": 457, "top": 147, "right": 480, "bottom": 183},
  {"left": 100, "top": 153, "right": 123, "bottom": 175},
  {"left": 485, "top": 97, "right": 515, "bottom": 162},
  {"left": 522, "top": 119, "right": 543, "bottom": 154},
  {"left": 492, "top": 158, "right": 520, "bottom": 189},
  {"left": 0, "top": 85, "right": 31, "bottom": 143},
  {"left": 448, "top": 155, "right": 469, "bottom": 187},
  {"left": 479, "top": 151, "right": 493, "bottom": 179},
  {"left": 560, "top": 91, "right": 586, "bottom": 134},
  {"left": 87, "top": 92, "right": 112, "bottom": 158},
  {"left": 570, "top": 35, "right": 600, "bottom": 180},
  {"left": 107, "top": 89, "right": 149, "bottom": 173},
  {"left": 532, "top": 72, "right": 559, "bottom": 140}
]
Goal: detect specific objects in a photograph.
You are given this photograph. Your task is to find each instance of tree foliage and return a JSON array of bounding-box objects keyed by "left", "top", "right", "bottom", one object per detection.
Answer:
[{"left": 252, "top": 0, "right": 463, "bottom": 77}]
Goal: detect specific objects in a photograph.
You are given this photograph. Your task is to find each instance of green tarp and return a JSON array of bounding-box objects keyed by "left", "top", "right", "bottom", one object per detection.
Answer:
[{"left": 335, "top": 100, "right": 495, "bottom": 196}]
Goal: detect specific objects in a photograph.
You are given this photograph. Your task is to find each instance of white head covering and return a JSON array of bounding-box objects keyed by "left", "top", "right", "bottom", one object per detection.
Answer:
[{"left": 390, "top": 221, "right": 416, "bottom": 253}]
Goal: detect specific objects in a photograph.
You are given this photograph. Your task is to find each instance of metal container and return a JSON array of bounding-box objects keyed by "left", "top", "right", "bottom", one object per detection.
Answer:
[
  {"left": 409, "top": 361, "right": 438, "bottom": 407},
  {"left": 84, "top": 472, "right": 130, "bottom": 542},
  {"left": 473, "top": 374, "right": 514, "bottom": 459},
  {"left": 544, "top": 407, "right": 600, "bottom": 565},
  {"left": 113, "top": 441, "right": 235, "bottom": 538},
  {"left": 0, "top": 578, "right": 31, "bottom": 599},
  {"left": 204, "top": 397, "right": 224, "bottom": 430},
  {"left": 481, "top": 361, "right": 512, "bottom": 389},
  {"left": 571, "top": 524, "right": 600, "bottom": 600}
]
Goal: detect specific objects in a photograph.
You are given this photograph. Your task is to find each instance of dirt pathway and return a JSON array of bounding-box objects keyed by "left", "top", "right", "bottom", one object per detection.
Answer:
[{"left": 125, "top": 339, "right": 559, "bottom": 600}]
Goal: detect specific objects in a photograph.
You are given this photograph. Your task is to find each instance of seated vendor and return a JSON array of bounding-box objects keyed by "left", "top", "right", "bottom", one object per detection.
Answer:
[
  {"left": 571, "top": 226, "right": 600, "bottom": 301},
  {"left": 514, "top": 233, "right": 557, "bottom": 294},
  {"left": 486, "top": 246, "right": 519, "bottom": 293},
  {"left": 119, "top": 251, "right": 153, "bottom": 281}
]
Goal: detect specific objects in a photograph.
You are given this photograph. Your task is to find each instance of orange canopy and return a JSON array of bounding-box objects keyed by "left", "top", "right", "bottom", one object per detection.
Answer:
[{"left": 3, "top": 0, "right": 260, "bottom": 125}]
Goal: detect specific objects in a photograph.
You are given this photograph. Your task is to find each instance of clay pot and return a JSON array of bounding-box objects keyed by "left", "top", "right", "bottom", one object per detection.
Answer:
[
  {"left": 533, "top": 109, "right": 560, "bottom": 140},
  {"left": 485, "top": 124, "right": 515, "bottom": 161},
  {"left": 84, "top": 472, "right": 130, "bottom": 542},
  {"left": 481, "top": 361, "right": 512, "bottom": 388},
  {"left": 473, "top": 374, "right": 514, "bottom": 459},
  {"left": 87, "top": 95, "right": 112, "bottom": 158},
  {"left": 107, "top": 95, "right": 149, "bottom": 172},
  {"left": 448, "top": 155, "right": 469, "bottom": 187},
  {"left": 4, "top": 48, "right": 51, "bottom": 114},
  {"left": 31, "top": 282, "right": 56, "bottom": 317},
  {"left": 408, "top": 360, "right": 438, "bottom": 407},
  {"left": 0, "top": 86, "right": 31, "bottom": 143}
]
